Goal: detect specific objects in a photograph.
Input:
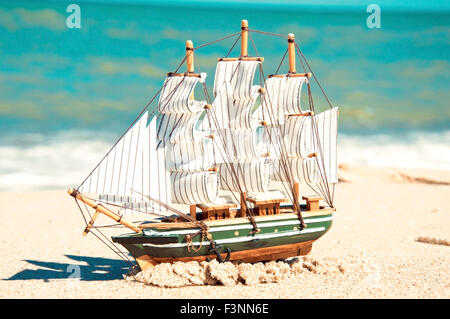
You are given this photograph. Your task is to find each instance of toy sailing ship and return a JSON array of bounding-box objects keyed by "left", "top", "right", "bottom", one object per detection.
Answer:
[{"left": 68, "top": 20, "right": 339, "bottom": 271}]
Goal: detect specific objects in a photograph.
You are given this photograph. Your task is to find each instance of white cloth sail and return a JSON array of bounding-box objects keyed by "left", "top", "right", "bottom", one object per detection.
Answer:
[
  {"left": 212, "top": 128, "right": 260, "bottom": 163},
  {"left": 166, "top": 139, "right": 214, "bottom": 172},
  {"left": 284, "top": 76, "right": 308, "bottom": 115},
  {"left": 283, "top": 115, "right": 315, "bottom": 158},
  {"left": 270, "top": 108, "right": 339, "bottom": 184},
  {"left": 217, "top": 159, "right": 271, "bottom": 193},
  {"left": 158, "top": 75, "right": 206, "bottom": 113},
  {"left": 157, "top": 73, "right": 219, "bottom": 205},
  {"left": 157, "top": 112, "right": 205, "bottom": 145},
  {"left": 213, "top": 60, "right": 260, "bottom": 100},
  {"left": 78, "top": 112, "right": 172, "bottom": 212},
  {"left": 259, "top": 72, "right": 338, "bottom": 188},
  {"left": 258, "top": 75, "right": 308, "bottom": 122},
  {"left": 313, "top": 107, "right": 339, "bottom": 183},
  {"left": 259, "top": 76, "right": 286, "bottom": 125},
  {"left": 170, "top": 171, "right": 218, "bottom": 204},
  {"left": 209, "top": 59, "right": 271, "bottom": 193},
  {"left": 272, "top": 157, "right": 320, "bottom": 184}
]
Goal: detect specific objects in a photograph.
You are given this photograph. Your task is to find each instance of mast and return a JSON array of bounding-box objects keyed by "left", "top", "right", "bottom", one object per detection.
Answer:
[
  {"left": 239, "top": 19, "right": 248, "bottom": 216},
  {"left": 240, "top": 20, "right": 248, "bottom": 57},
  {"left": 259, "top": 31, "right": 339, "bottom": 210},
  {"left": 187, "top": 39, "right": 195, "bottom": 218},
  {"left": 186, "top": 40, "right": 194, "bottom": 73},
  {"left": 206, "top": 19, "right": 270, "bottom": 217},
  {"left": 259, "top": 32, "right": 316, "bottom": 209},
  {"left": 186, "top": 39, "right": 198, "bottom": 218},
  {"left": 288, "top": 33, "right": 300, "bottom": 211},
  {"left": 288, "top": 33, "right": 296, "bottom": 74}
]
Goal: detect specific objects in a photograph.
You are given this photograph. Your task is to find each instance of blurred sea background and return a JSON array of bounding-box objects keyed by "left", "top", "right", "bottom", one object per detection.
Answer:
[{"left": 0, "top": 0, "right": 449, "bottom": 191}]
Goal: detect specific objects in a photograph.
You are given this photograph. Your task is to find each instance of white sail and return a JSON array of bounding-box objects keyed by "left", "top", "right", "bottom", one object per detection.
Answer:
[
  {"left": 257, "top": 74, "right": 311, "bottom": 185},
  {"left": 213, "top": 60, "right": 260, "bottom": 100},
  {"left": 270, "top": 108, "right": 339, "bottom": 184},
  {"left": 166, "top": 139, "right": 214, "bottom": 172},
  {"left": 217, "top": 158, "right": 271, "bottom": 193},
  {"left": 283, "top": 115, "right": 315, "bottom": 158},
  {"left": 212, "top": 128, "right": 260, "bottom": 163},
  {"left": 258, "top": 75, "right": 308, "bottom": 121},
  {"left": 158, "top": 75, "right": 206, "bottom": 113},
  {"left": 210, "top": 62, "right": 261, "bottom": 131},
  {"left": 170, "top": 171, "right": 218, "bottom": 204},
  {"left": 258, "top": 72, "right": 339, "bottom": 189},
  {"left": 157, "top": 73, "right": 219, "bottom": 205},
  {"left": 259, "top": 76, "right": 286, "bottom": 125},
  {"left": 313, "top": 107, "right": 339, "bottom": 183},
  {"left": 209, "top": 59, "right": 271, "bottom": 193},
  {"left": 284, "top": 76, "right": 308, "bottom": 115},
  {"left": 78, "top": 112, "right": 172, "bottom": 211},
  {"left": 272, "top": 157, "right": 320, "bottom": 184},
  {"left": 157, "top": 112, "right": 205, "bottom": 145}
]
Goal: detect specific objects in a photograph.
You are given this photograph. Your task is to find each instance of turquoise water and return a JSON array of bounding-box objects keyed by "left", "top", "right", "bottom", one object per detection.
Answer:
[{"left": 0, "top": 0, "right": 449, "bottom": 190}]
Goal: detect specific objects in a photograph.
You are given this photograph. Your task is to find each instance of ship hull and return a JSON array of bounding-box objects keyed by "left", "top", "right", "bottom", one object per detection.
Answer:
[{"left": 112, "top": 210, "right": 333, "bottom": 270}]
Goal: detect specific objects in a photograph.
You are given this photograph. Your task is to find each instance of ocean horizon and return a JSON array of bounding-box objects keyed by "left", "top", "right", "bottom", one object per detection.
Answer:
[{"left": 1, "top": 0, "right": 449, "bottom": 191}]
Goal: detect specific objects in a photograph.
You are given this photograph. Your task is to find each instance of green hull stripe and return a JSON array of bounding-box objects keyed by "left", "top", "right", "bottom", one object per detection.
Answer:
[
  {"left": 141, "top": 226, "right": 325, "bottom": 248},
  {"left": 143, "top": 216, "right": 333, "bottom": 236}
]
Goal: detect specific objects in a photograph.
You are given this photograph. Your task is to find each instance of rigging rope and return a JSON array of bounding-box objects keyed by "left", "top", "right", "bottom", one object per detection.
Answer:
[{"left": 295, "top": 43, "right": 334, "bottom": 110}]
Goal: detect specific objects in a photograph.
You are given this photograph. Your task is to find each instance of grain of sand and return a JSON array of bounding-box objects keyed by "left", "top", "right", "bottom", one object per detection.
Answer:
[{"left": 1, "top": 165, "right": 449, "bottom": 298}]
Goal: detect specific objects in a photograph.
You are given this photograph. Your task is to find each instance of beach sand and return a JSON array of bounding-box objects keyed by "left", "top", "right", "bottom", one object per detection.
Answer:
[{"left": 1, "top": 165, "right": 449, "bottom": 298}]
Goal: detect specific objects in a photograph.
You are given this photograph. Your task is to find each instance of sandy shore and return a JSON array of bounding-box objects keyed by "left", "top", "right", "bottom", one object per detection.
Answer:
[{"left": 1, "top": 165, "right": 449, "bottom": 298}]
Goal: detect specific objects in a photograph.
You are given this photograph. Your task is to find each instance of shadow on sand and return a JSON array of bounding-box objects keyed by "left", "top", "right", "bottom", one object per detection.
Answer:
[{"left": 4, "top": 255, "right": 132, "bottom": 281}]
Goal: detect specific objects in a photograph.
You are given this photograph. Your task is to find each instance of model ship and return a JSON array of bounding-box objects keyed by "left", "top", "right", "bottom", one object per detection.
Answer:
[{"left": 68, "top": 20, "right": 339, "bottom": 271}]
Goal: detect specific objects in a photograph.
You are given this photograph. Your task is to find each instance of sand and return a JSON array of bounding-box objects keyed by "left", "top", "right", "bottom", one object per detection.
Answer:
[{"left": 1, "top": 165, "right": 449, "bottom": 298}]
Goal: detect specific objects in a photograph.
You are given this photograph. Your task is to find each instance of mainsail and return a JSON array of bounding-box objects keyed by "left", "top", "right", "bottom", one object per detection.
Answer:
[{"left": 205, "top": 59, "right": 272, "bottom": 194}]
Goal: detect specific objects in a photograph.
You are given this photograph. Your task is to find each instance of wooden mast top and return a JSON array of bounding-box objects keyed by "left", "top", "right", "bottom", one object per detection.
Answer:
[
  {"left": 167, "top": 40, "right": 200, "bottom": 77},
  {"left": 186, "top": 40, "right": 194, "bottom": 73},
  {"left": 267, "top": 33, "right": 311, "bottom": 78},
  {"left": 186, "top": 40, "right": 195, "bottom": 100},
  {"left": 241, "top": 19, "right": 248, "bottom": 57},
  {"left": 288, "top": 33, "right": 296, "bottom": 74},
  {"left": 217, "top": 20, "right": 263, "bottom": 62}
]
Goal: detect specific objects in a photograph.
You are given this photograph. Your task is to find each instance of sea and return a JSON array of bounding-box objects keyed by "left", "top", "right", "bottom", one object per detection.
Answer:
[{"left": 0, "top": 0, "right": 449, "bottom": 191}]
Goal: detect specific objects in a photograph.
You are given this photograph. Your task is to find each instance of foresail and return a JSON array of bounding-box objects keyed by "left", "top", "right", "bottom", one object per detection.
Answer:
[
  {"left": 157, "top": 112, "right": 204, "bottom": 145},
  {"left": 158, "top": 73, "right": 219, "bottom": 205},
  {"left": 158, "top": 74, "right": 206, "bottom": 113},
  {"left": 78, "top": 112, "right": 172, "bottom": 212}
]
